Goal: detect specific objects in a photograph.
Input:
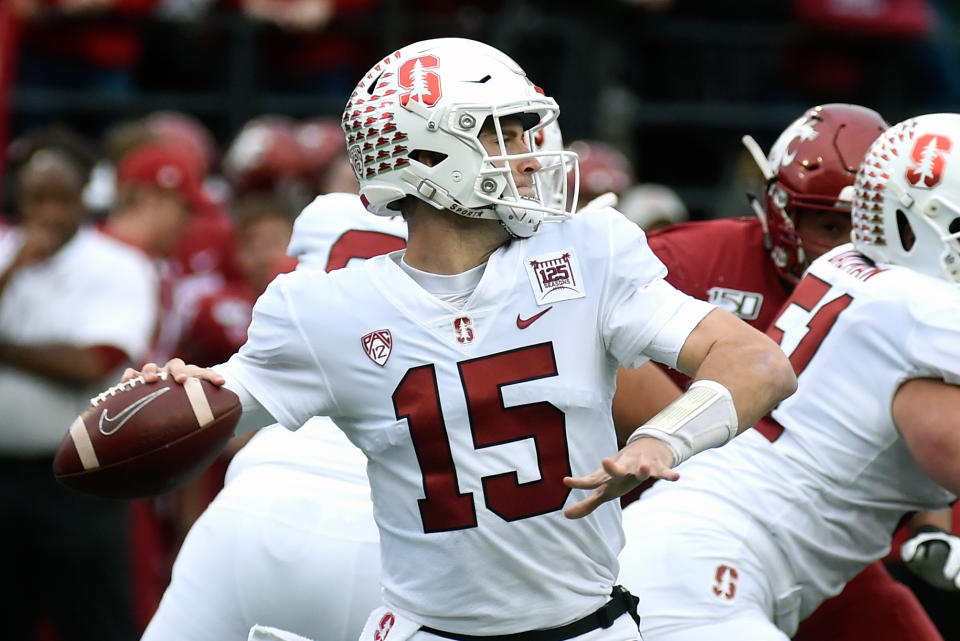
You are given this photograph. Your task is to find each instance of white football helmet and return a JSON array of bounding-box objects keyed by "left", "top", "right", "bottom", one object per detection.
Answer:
[
  {"left": 852, "top": 113, "right": 960, "bottom": 283},
  {"left": 341, "top": 38, "right": 578, "bottom": 237}
]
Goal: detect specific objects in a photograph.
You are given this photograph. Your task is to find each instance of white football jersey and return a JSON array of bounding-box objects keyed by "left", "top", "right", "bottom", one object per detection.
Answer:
[
  {"left": 226, "top": 192, "right": 407, "bottom": 483},
  {"left": 286, "top": 192, "right": 407, "bottom": 272},
  {"left": 643, "top": 243, "right": 960, "bottom": 620},
  {"left": 219, "top": 207, "right": 714, "bottom": 634}
]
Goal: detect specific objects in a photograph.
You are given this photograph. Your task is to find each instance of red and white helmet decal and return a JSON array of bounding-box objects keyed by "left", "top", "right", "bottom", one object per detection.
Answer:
[
  {"left": 399, "top": 55, "right": 442, "bottom": 108},
  {"left": 906, "top": 133, "right": 952, "bottom": 188}
]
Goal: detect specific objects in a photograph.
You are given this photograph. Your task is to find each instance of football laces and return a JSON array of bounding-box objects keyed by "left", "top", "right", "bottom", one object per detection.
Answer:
[{"left": 90, "top": 370, "right": 169, "bottom": 407}]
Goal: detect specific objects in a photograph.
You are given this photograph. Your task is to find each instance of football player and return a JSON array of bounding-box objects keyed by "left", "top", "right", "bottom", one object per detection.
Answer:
[
  {"left": 615, "top": 104, "right": 951, "bottom": 641},
  {"left": 618, "top": 112, "right": 960, "bottom": 640},
  {"left": 141, "top": 192, "right": 405, "bottom": 641},
  {"left": 127, "top": 37, "right": 795, "bottom": 640}
]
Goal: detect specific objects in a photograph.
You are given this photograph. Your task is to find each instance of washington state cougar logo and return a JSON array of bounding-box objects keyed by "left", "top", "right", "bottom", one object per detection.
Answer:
[
  {"left": 712, "top": 564, "right": 739, "bottom": 600},
  {"left": 362, "top": 329, "right": 393, "bottom": 366},
  {"left": 399, "top": 55, "right": 442, "bottom": 108},
  {"left": 769, "top": 116, "right": 819, "bottom": 168},
  {"left": 906, "top": 133, "right": 952, "bottom": 188}
]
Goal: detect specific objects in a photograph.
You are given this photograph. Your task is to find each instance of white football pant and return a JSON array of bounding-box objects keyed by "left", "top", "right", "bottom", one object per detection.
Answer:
[{"left": 141, "top": 466, "right": 381, "bottom": 641}]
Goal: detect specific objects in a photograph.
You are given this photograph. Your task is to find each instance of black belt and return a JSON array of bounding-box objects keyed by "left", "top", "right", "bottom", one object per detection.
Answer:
[{"left": 420, "top": 585, "right": 640, "bottom": 641}]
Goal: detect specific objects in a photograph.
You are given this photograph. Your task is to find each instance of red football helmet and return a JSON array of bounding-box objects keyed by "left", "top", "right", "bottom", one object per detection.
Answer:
[
  {"left": 144, "top": 111, "right": 217, "bottom": 180},
  {"left": 567, "top": 140, "right": 635, "bottom": 207},
  {"left": 296, "top": 117, "right": 346, "bottom": 192},
  {"left": 744, "top": 104, "right": 887, "bottom": 282},
  {"left": 223, "top": 116, "right": 308, "bottom": 195}
]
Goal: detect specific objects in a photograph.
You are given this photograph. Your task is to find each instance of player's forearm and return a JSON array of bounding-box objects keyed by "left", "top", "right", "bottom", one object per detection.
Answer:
[
  {"left": 675, "top": 309, "right": 796, "bottom": 430},
  {"left": 0, "top": 342, "right": 120, "bottom": 385},
  {"left": 909, "top": 509, "right": 953, "bottom": 534},
  {"left": 692, "top": 339, "right": 796, "bottom": 431}
]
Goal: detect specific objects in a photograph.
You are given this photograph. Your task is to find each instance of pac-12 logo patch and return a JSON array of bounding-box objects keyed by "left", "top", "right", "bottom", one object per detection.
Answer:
[
  {"left": 525, "top": 248, "right": 586, "bottom": 306},
  {"left": 362, "top": 329, "right": 393, "bottom": 366}
]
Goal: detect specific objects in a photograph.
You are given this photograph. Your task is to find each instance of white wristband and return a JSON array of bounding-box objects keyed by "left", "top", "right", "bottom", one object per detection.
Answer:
[{"left": 625, "top": 380, "right": 739, "bottom": 467}]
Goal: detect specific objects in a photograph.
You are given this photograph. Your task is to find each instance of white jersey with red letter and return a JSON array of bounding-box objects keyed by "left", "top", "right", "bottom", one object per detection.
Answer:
[
  {"left": 639, "top": 243, "right": 959, "bottom": 622},
  {"left": 286, "top": 192, "right": 407, "bottom": 273},
  {"left": 217, "top": 206, "right": 714, "bottom": 634},
  {"left": 225, "top": 192, "right": 406, "bottom": 481}
]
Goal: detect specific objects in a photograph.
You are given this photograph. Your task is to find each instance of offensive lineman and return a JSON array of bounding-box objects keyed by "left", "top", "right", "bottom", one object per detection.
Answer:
[
  {"left": 615, "top": 104, "right": 946, "bottom": 640},
  {"left": 618, "top": 112, "right": 960, "bottom": 640},
  {"left": 127, "top": 38, "right": 795, "bottom": 640}
]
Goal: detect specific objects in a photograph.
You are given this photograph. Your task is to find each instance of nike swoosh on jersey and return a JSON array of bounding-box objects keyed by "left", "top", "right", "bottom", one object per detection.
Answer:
[
  {"left": 516, "top": 306, "right": 553, "bottom": 329},
  {"left": 99, "top": 387, "right": 171, "bottom": 436}
]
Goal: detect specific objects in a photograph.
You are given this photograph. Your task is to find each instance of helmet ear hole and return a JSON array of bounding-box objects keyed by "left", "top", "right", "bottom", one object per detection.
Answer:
[
  {"left": 950, "top": 218, "right": 960, "bottom": 236},
  {"left": 896, "top": 209, "right": 916, "bottom": 251}
]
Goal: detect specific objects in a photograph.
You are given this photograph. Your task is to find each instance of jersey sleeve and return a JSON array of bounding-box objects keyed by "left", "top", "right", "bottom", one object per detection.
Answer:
[
  {"left": 907, "top": 301, "right": 960, "bottom": 385},
  {"left": 599, "top": 211, "right": 715, "bottom": 370},
  {"left": 218, "top": 272, "right": 339, "bottom": 430}
]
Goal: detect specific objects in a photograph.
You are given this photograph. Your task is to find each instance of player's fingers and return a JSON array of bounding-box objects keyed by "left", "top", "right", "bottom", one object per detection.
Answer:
[
  {"left": 650, "top": 465, "right": 680, "bottom": 482},
  {"left": 140, "top": 362, "right": 162, "bottom": 382},
  {"left": 563, "top": 490, "right": 604, "bottom": 519},
  {"left": 901, "top": 539, "right": 920, "bottom": 563},
  {"left": 563, "top": 469, "right": 609, "bottom": 490},
  {"left": 601, "top": 456, "right": 631, "bottom": 479},
  {"left": 121, "top": 367, "right": 141, "bottom": 382},
  {"left": 195, "top": 368, "right": 226, "bottom": 386}
]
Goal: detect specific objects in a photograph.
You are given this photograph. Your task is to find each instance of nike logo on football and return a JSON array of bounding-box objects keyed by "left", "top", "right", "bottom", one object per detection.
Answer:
[
  {"left": 516, "top": 306, "right": 553, "bottom": 329},
  {"left": 99, "top": 387, "right": 171, "bottom": 436}
]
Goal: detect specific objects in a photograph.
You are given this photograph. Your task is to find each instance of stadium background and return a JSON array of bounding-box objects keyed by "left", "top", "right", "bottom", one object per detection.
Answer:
[{"left": 1, "top": 0, "right": 959, "bottom": 638}]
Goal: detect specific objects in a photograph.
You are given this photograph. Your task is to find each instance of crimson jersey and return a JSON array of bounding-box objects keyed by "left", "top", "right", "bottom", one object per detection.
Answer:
[{"left": 646, "top": 217, "right": 790, "bottom": 331}]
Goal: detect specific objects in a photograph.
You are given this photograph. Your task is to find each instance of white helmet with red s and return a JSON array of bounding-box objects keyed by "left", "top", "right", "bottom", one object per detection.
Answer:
[
  {"left": 852, "top": 113, "right": 960, "bottom": 283},
  {"left": 341, "top": 38, "right": 578, "bottom": 238}
]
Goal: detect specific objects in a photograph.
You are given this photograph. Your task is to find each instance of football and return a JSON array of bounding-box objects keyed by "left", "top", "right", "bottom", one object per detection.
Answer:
[{"left": 53, "top": 371, "right": 242, "bottom": 499}]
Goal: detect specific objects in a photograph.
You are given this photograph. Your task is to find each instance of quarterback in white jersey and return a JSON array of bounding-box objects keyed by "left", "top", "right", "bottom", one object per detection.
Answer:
[
  {"left": 128, "top": 38, "right": 794, "bottom": 640},
  {"left": 619, "top": 113, "right": 960, "bottom": 641},
  {"left": 140, "top": 192, "right": 405, "bottom": 641}
]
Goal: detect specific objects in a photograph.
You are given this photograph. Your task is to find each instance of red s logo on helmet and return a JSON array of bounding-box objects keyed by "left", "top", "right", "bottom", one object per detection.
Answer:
[
  {"left": 399, "top": 56, "right": 442, "bottom": 108},
  {"left": 906, "top": 133, "right": 952, "bottom": 188}
]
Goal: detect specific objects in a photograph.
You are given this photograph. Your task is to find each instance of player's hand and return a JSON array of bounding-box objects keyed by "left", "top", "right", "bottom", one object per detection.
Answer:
[
  {"left": 901, "top": 526, "right": 960, "bottom": 591},
  {"left": 562, "top": 436, "right": 679, "bottom": 519},
  {"left": 122, "top": 358, "right": 225, "bottom": 386}
]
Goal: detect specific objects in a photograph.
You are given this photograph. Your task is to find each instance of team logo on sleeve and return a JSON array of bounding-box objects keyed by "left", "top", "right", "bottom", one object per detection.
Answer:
[
  {"left": 525, "top": 249, "right": 586, "bottom": 306},
  {"left": 453, "top": 316, "right": 475, "bottom": 344},
  {"left": 711, "top": 564, "right": 739, "bottom": 600},
  {"left": 362, "top": 329, "right": 393, "bottom": 366}
]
